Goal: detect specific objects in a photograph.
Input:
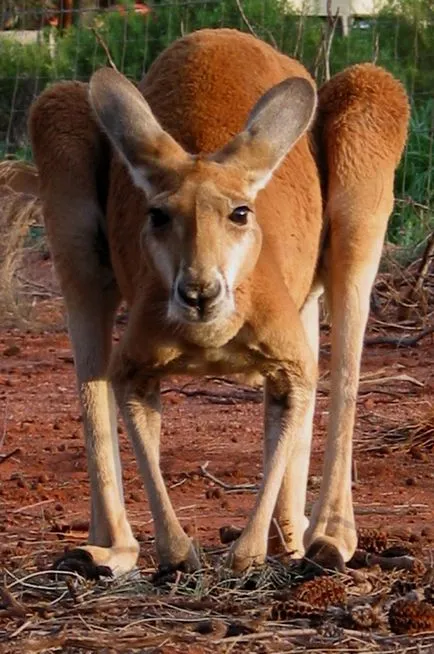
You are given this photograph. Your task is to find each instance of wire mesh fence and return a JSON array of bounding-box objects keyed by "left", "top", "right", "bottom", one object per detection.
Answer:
[{"left": 0, "top": 0, "right": 433, "bottom": 245}]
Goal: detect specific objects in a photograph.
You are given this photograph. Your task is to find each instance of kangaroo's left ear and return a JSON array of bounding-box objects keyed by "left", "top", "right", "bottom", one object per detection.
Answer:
[{"left": 213, "top": 77, "right": 317, "bottom": 196}]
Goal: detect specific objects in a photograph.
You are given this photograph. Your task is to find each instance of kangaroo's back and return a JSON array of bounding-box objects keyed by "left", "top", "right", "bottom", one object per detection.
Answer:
[{"left": 141, "top": 29, "right": 312, "bottom": 154}]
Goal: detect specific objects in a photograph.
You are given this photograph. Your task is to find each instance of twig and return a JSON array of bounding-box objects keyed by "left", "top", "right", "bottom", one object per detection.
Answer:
[
  {"left": 394, "top": 197, "right": 432, "bottom": 212},
  {"left": 357, "top": 373, "right": 423, "bottom": 387},
  {"left": 91, "top": 27, "right": 118, "bottom": 71},
  {"left": 371, "top": 318, "right": 421, "bottom": 331},
  {"left": 353, "top": 503, "right": 428, "bottom": 516},
  {"left": 293, "top": 12, "right": 305, "bottom": 58},
  {"left": 372, "top": 32, "right": 380, "bottom": 64},
  {"left": 324, "top": 0, "right": 339, "bottom": 81},
  {"left": 12, "top": 498, "right": 55, "bottom": 514},
  {"left": 313, "top": 0, "right": 339, "bottom": 82},
  {"left": 312, "top": 30, "right": 324, "bottom": 80},
  {"left": 0, "top": 398, "right": 8, "bottom": 450},
  {"left": 162, "top": 372, "right": 421, "bottom": 408},
  {"left": 365, "top": 326, "right": 434, "bottom": 347},
  {"left": 169, "top": 477, "right": 188, "bottom": 490},
  {"left": 0, "top": 446, "right": 20, "bottom": 464},
  {"left": 351, "top": 460, "right": 358, "bottom": 484},
  {"left": 399, "top": 230, "right": 434, "bottom": 319},
  {"left": 15, "top": 274, "right": 56, "bottom": 294},
  {"left": 9, "top": 618, "right": 33, "bottom": 639},
  {"left": 200, "top": 461, "right": 257, "bottom": 492},
  {"left": 364, "top": 552, "right": 420, "bottom": 572},
  {"left": 271, "top": 517, "right": 290, "bottom": 552},
  {"left": 162, "top": 386, "right": 261, "bottom": 404},
  {"left": 234, "top": 0, "right": 258, "bottom": 39},
  {"left": 22, "top": 290, "right": 56, "bottom": 299},
  {"left": 214, "top": 628, "right": 316, "bottom": 644},
  {"left": 0, "top": 587, "right": 26, "bottom": 618},
  {"left": 6, "top": 569, "right": 85, "bottom": 591},
  {"left": 260, "top": 26, "right": 278, "bottom": 50}
]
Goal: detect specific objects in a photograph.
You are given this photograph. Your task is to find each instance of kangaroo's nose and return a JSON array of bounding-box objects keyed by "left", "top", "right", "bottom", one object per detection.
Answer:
[{"left": 177, "top": 278, "right": 222, "bottom": 309}]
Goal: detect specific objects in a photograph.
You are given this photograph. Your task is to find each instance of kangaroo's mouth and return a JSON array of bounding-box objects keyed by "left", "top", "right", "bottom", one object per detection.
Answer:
[{"left": 168, "top": 291, "right": 234, "bottom": 325}]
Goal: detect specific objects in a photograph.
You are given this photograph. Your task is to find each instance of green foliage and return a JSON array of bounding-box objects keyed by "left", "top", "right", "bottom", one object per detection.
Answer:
[
  {"left": 389, "top": 99, "right": 434, "bottom": 247},
  {"left": 0, "top": 35, "right": 53, "bottom": 153},
  {"left": 0, "top": 0, "right": 433, "bottom": 245}
]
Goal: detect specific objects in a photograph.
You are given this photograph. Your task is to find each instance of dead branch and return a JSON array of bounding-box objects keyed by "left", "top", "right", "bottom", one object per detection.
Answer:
[
  {"left": 234, "top": 0, "right": 258, "bottom": 39},
  {"left": 365, "top": 325, "right": 434, "bottom": 347},
  {"left": 200, "top": 461, "right": 257, "bottom": 492},
  {"left": 233, "top": 0, "right": 278, "bottom": 49},
  {"left": 314, "top": 0, "right": 339, "bottom": 82},
  {"left": 324, "top": 0, "right": 339, "bottom": 81},
  {"left": 0, "top": 447, "right": 21, "bottom": 464},
  {"left": 0, "top": 587, "right": 26, "bottom": 618},
  {"left": 398, "top": 231, "right": 434, "bottom": 320},
  {"left": 90, "top": 27, "right": 118, "bottom": 71},
  {"left": 364, "top": 552, "right": 421, "bottom": 573},
  {"left": 358, "top": 373, "right": 423, "bottom": 387},
  {"left": 372, "top": 32, "right": 380, "bottom": 64},
  {"left": 371, "top": 319, "right": 422, "bottom": 331},
  {"left": 162, "top": 386, "right": 261, "bottom": 404},
  {"left": 293, "top": 12, "right": 305, "bottom": 58},
  {"left": 161, "top": 372, "right": 422, "bottom": 408}
]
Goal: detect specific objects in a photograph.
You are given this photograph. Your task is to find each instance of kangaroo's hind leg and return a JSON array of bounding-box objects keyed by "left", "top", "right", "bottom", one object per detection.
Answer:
[
  {"left": 30, "top": 82, "right": 139, "bottom": 577},
  {"left": 304, "top": 64, "right": 409, "bottom": 568}
]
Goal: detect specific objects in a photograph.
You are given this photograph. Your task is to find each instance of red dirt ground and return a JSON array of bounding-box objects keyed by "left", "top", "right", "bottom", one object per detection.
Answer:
[
  {"left": 0, "top": 255, "right": 433, "bottom": 652},
  {"left": 1, "top": 271, "right": 433, "bottom": 576}
]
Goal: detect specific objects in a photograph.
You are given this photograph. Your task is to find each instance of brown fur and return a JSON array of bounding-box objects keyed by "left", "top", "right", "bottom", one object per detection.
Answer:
[{"left": 29, "top": 29, "right": 409, "bottom": 576}]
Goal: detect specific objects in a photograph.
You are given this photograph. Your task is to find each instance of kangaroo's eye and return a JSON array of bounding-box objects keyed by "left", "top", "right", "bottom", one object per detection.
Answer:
[
  {"left": 148, "top": 207, "right": 171, "bottom": 229},
  {"left": 228, "top": 205, "right": 251, "bottom": 226}
]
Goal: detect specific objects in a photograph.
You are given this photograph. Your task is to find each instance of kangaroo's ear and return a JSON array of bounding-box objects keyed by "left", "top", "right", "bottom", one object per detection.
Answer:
[
  {"left": 214, "top": 77, "right": 317, "bottom": 196},
  {"left": 89, "top": 68, "right": 189, "bottom": 196}
]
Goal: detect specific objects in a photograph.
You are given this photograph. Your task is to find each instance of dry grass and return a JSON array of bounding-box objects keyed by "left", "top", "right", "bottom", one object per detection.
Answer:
[
  {"left": 382, "top": 407, "right": 434, "bottom": 452},
  {"left": 0, "top": 159, "right": 45, "bottom": 326},
  {"left": 0, "top": 187, "right": 44, "bottom": 326},
  {"left": 373, "top": 239, "right": 434, "bottom": 325},
  {"left": 1, "top": 532, "right": 433, "bottom": 653},
  {"left": 0, "top": 160, "right": 38, "bottom": 194}
]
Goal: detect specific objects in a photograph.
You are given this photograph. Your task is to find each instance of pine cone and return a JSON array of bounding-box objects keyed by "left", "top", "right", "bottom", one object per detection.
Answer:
[
  {"left": 389, "top": 599, "right": 434, "bottom": 634},
  {"left": 350, "top": 603, "right": 383, "bottom": 630},
  {"left": 292, "top": 576, "right": 347, "bottom": 609},
  {"left": 357, "top": 528, "right": 388, "bottom": 553},
  {"left": 269, "top": 600, "right": 323, "bottom": 621}
]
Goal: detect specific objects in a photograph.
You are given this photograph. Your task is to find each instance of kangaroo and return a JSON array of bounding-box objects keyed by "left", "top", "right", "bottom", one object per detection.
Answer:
[{"left": 29, "top": 28, "right": 409, "bottom": 577}]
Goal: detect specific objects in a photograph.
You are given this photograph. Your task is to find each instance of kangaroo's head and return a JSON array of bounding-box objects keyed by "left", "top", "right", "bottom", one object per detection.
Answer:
[{"left": 89, "top": 68, "right": 316, "bottom": 328}]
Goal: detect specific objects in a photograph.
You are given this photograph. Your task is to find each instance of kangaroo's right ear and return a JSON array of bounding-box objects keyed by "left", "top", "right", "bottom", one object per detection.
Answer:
[
  {"left": 89, "top": 68, "right": 189, "bottom": 196},
  {"left": 213, "top": 77, "right": 317, "bottom": 197}
]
